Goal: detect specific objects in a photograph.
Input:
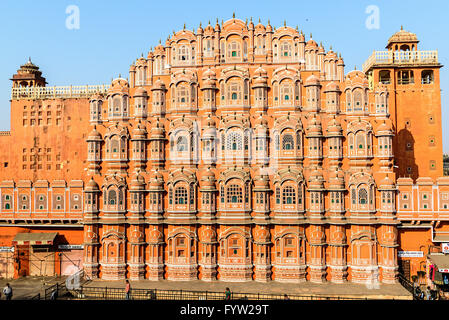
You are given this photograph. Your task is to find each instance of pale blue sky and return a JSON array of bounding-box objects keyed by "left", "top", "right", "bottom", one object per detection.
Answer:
[{"left": 0, "top": 0, "right": 447, "bottom": 151}]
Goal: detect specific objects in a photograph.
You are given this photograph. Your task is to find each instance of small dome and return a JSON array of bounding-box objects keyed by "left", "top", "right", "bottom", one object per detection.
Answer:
[
  {"left": 308, "top": 167, "right": 324, "bottom": 189},
  {"left": 306, "top": 38, "right": 318, "bottom": 49},
  {"left": 379, "top": 176, "right": 395, "bottom": 190},
  {"left": 376, "top": 120, "right": 393, "bottom": 136},
  {"left": 387, "top": 27, "right": 418, "bottom": 47},
  {"left": 154, "top": 44, "right": 165, "bottom": 55},
  {"left": 204, "top": 23, "right": 214, "bottom": 34},
  {"left": 108, "top": 77, "right": 129, "bottom": 95},
  {"left": 149, "top": 170, "right": 165, "bottom": 189},
  {"left": 134, "top": 87, "right": 148, "bottom": 97},
  {"left": 326, "top": 117, "right": 343, "bottom": 136},
  {"left": 130, "top": 173, "right": 145, "bottom": 190},
  {"left": 132, "top": 121, "right": 147, "bottom": 138},
  {"left": 305, "top": 74, "right": 320, "bottom": 86},
  {"left": 202, "top": 68, "right": 216, "bottom": 80},
  {"left": 152, "top": 78, "right": 166, "bottom": 90},
  {"left": 135, "top": 57, "right": 147, "bottom": 67},
  {"left": 306, "top": 115, "right": 322, "bottom": 135},
  {"left": 254, "top": 66, "right": 267, "bottom": 78},
  {"left": 87, "top": 126, "right": 102, "bottom": 141},
  {"left": 324, "top": 81, "right": 340, "bottom": 92},
  {"left": 329, "top": 169, "right": 345, "bottom": 189},
  {"left": 326, "top": 50, "right": 338, "bottom": 60},
  {"left": 150, "top": 119, "right": 165, "bottom": 138},
  {"left": 86, "top": 177, "right": 99, "bottom": 191}
]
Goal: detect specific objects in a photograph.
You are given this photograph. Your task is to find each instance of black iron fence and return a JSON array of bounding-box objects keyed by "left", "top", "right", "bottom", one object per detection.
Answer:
[
  {"left": 398, "top": 273, "right": 416, "bottom": 299},
  {"left": 70, "top": 286, "right": 369, "bottom": 301}
]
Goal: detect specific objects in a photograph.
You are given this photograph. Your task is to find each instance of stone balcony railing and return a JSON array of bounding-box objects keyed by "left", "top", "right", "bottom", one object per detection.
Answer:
[
  {"left": 362, "top": 50, "right": 439, "bottom": 73},
  {"left": 11, "top": 84, "right": 110, "bottom": 100}
]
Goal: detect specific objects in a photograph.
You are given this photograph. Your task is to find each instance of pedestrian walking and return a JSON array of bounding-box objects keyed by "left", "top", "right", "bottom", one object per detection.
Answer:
[
  {"left": 3, "top": 283, "right": 12, "bottom": 300},
  {"left": 425, "top": 286, "right": 432, "bottom": 300},
  {"left": 225, "top": 287, "right": 231, "bottom": 300},
  {"left": 125, "top": 280, "right": 131, "bottom": 300}
]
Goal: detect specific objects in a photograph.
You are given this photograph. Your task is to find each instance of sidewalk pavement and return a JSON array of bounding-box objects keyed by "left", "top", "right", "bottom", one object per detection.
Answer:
[
  {"left": 0, "top": 276, "right": 66, "bottom": 300},
  {"left": 83, "top": 278, "right": 413, "bottom": 300},
  {"left": 0, "top": 276, "right": 413, "bottom": 300}
]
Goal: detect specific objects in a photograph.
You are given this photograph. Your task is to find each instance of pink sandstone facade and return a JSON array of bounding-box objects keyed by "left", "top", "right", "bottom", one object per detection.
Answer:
[{"left": 0, "top": 18, "right": 445, "bottom": 285}]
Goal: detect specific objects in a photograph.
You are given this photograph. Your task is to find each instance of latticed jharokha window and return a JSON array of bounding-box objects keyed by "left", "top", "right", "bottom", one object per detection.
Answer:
[
  {"left": 177, "top": 136, "right": 188, "bottom": 152},
  {"left": 108, "top": 190, "right": 117, "bottom": 205},
  {"left": 228, "top": 41, "right": 241, "bottom": 59},
  {"left": 178, "top": 45, "right": 189, "bottom": 61},
  {"left": 227, "top": 132, "right": 242, "bottom": 150},
  {"left": 282, "top": 134, "right": 294, "bottom": 150},
  {"left": 280, "top": 41, "right": 291, "bottom": 57},
  {"left": 175, "top": 187, "right": 188, "bottom": 205},
  {"left": 282, "top": 186, "right": 296, "bottom": 204},
  {"left": 227, "top": 184, "right": 243, "bottom": 203},
  {"left": 358, "top": 188, "right": 368, "bottom": 205}
]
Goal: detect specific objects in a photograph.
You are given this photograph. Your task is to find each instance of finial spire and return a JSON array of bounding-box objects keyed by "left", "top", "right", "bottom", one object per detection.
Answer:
[
  {"left": 233, "top": 12, "right": 235, "bottom": 18},
  {"left": 284, "top": 20, "right": 286, "bottom": 27},
  {"left": 401, "top": 25, "right": 403, "bottom": 30}
]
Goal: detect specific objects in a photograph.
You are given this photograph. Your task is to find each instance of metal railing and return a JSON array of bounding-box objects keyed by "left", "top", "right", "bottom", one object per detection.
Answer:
[
  {"left": 362, "top": 50, "right": 438, "bottom": 72},
  {"left": 44, "top": 279, "right": 70, "bottom": 300},
  {"left": 398, "top": 273, "right": 416, "bottom": 299},
  {"left": 11, "top": 84, "right": 110, "bottom": 100},
  {"left": 71, "top": 286, "right": 370, "bottom": 301},
  {"left": 30, "top": 293, "right": 41, "bottom": 300}
]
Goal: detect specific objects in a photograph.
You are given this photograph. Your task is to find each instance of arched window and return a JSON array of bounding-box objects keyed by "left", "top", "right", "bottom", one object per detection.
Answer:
[
  {"left": 356, "top": 132, "right": 365, "bottom": 150},
  {"left": 177, "top": 136, "right": 188, "bottom": 152},
  {"left": 346, "top": 91, "right": 352, "bottom": 111},
  {"left": 228, "top": 41, "right": 241, "bottom": 59},
  {"left": 177, "top": 85, "right": 188, "bottom": 105},
  {"left": 281, "top": 83, "right": 292, "bottom": 104},
  {"left": 228, "top": 82, "right": 241, "bottom": 104},
  {"left": 178, "top": 45, "right": 189, "bottom": 61},
  {"left": 227, "top": 184, "right": 243, "bottom": 203},
  {"left": 108, "top": 190, "right": 117, "bottom": 205},
  {"left": 353, "top": 89, "right": 362, "bottom": 110},
  {"left": 113, "top": 96, "right": 121, "bottom": 114},
  {"left": 359, "top": 188, "right": 368, "bottom": 205},
  {"left": 379, "top": 70, "right": 391, "bottom": 84},
  {"left": 227, "top": 131, "right": 242, "bottom": 150},
  {"left": 282, "top": 134, "right": 294, "bottom": 150},
  {"left": 422, "top": 70, "right": 434, "bottom": 84},
  {"left": 175, "top": 187, "right": 188, "bottom": 205},
  {"left": 280, "top": 41, "right": 291, "bottom": 57},
  {"left": 282, "top": 186, "right": 296, "bottom": 204}
]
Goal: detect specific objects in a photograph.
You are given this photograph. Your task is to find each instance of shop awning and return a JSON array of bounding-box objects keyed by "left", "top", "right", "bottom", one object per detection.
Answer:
[
  {"left": 12, "top": 232, "right": 58, "bottom": 246},
  {"left": 428, "top": 253, "right": 449, "bottom": 272}
]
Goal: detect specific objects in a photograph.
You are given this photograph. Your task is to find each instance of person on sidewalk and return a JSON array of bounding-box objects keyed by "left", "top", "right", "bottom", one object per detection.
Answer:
[
  {"left": 225, "top": 287, "right": 231, "bottom": 300},
  {"left": 3, "top": 283, "right": 12, "bottom": 300},
  {"left": 125, "top": 280, "right": 131, "bottom": 300}
]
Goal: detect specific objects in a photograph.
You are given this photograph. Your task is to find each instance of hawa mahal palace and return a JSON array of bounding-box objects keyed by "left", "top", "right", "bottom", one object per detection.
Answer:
[{"left": 0, "top": 16, "right": 445, "bottom": 285}]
